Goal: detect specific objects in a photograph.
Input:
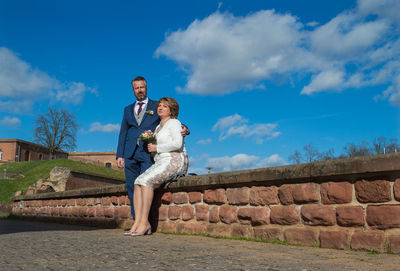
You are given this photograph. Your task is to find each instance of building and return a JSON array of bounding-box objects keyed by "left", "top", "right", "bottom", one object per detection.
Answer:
[
  {"left": 0, "top": 138, "right": 118, "bottom": 169},
  {"left": 68, "top": 152, "right": 118, "bottom": 169},
  {"left": 0, "top": 139, "right": 68, "bottom": 165}
]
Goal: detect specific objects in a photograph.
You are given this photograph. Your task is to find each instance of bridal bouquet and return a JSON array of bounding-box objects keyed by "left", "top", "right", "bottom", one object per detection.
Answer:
[{"left": 140, "top": 130, "right": 156, "bottom": 143}]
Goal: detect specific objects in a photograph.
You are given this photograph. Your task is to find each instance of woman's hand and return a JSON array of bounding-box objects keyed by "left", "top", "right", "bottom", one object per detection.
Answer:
[{"left": 148, "top": 143, "right": 157, "bottom": 153}]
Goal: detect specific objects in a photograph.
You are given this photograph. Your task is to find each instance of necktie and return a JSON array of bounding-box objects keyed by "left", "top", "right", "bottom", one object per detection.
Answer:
[{"left": 137, "top": 102, "right": 144, "bottom": 115}]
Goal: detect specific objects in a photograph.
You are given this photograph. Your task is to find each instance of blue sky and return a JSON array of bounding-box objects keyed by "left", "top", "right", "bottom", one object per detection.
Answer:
[{"left": 1, "top": 0, "right": 399, "bottom": 174}]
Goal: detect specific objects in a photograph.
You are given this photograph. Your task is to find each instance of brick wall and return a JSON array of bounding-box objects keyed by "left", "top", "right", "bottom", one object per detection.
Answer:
[
  {"left": 12, "top": 153, "right": 400, "bottom": 253},
  {"left": 0, "top": 139, "right": 68, "bottom": 164},
  {"left": 0, "top": 141, "right": 17, "bottom": 163}
]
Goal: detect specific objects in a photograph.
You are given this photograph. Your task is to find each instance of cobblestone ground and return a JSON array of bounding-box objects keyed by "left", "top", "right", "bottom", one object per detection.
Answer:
[{"left": 1, "top": 219, "right": 399, "bottom": 271}]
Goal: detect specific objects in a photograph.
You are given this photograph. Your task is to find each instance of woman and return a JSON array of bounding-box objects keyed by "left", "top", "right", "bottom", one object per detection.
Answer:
[{"left": 127, "top": 97, "right": 188, "bottom": 236}]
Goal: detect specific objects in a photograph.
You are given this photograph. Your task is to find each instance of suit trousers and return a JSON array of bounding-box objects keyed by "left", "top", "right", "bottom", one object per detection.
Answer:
[{"left": 124, "top": 157, "right": 153, "bottom": 219}]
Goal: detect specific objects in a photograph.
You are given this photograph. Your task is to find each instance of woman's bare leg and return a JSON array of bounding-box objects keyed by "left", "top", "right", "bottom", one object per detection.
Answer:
[
  {"left": 135, "top": 186, "right": 154, "bottom": 232},
  {"left": 130, "top": 184, "right": 142, "bottom": 232}
]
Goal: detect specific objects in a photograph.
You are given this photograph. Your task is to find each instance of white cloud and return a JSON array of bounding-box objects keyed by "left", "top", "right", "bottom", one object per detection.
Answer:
[
  {"left": 212, "top": 114, "right": 280, "bottom": 143},
  {"left": 0, "top": 116, "right": 21, "bottom": 128},
  {"left": 256, "top": 154, "right": 286, "bottom": 168},
  {"left": 310, "top": 14, "right": 388, "bottom": 59},
  {"left": 0, "top": 47, "right": 97, "bottom": 113},
  {"left": 212, "top": 113, "right": 247, "bottom": 131},
  {"left": 0, "top": 100, "right": 33, "bottom": 114},
  {"left": 156, "top": 0, "right": 400, "bottom": 105},
  {"left": 357, "top": 0, "right": 400, "bottom": 24},
  {"left": 197, "top": 138, "right": 212, "bottom": 145},
  {"left": 206, "top": 153, "right": 259, "bottom": 172},
  {"left": 187, "top": 167, "right": 208, "bottom": 175},
  {"left": 192, "top": 152, "right": 285, "bottom": 173},
  {"left": 55, "top": 82, "right": 98, "bottom": 105},
  {"left": 301, "top": 70, "right": 345, "bottom": 94},
  {"left": 89, "top": 122, "right": 120, "bottom": 133},
  {"left": 155, "top": 10, "right": 306, "bottom": 95},
  {"left": 0, "top": 47, "right": 54, "bottom": 99}
]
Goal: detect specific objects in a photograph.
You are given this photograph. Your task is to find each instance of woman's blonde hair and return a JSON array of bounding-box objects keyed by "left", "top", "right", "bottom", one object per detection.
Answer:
[{"left": 158, "top": 97, "right": 179, "bottom": 119}]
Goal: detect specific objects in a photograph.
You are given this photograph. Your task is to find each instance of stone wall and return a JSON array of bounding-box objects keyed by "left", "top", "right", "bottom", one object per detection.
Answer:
[{"left": 12, "top": 153, "right": 400, "bottom": 253}]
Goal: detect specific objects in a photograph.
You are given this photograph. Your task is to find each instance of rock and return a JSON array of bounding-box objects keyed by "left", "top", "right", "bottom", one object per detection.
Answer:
[
  {"left": 49, "top": 167, "right": 71, "bottom": 191},
  {"left": 195, "top": 205, "right": 209, "bottom": 221},
  {"left": 161, "top": 192, "right": 172, "bottom": 204},
  {"left": 284, "top": 228, "right": 318, "bottom": 246},
  {"left": 226, "top": 187, "right": 249, "bottom": 205},
  {"left": 173, "top": 192, "right": 189, "bottom": 204},
  {"left": 14, "top": 190, "right": 22, "bottom": 197},
  {"left": 219, "top": 205, "right": 238, "bottom": 224},
  {"left": 181, "top": 206, "right": 194, "bottom": 221},
  {"left": 336, "top": 206, "right": 364, "bottom": 227},
  {"left": 366, "top": 205, "right": 400, "bottom": 230},
  {"left": 393, "top": 179, "right": 400, "bottom": 201},
  {"left": 250, "top": 186, "right": 279, "bottom": 205},
  {"left": 253, "top": 228, "right": 282, "bottom": 241},
  {"left": 320, "top": 182, "right": 352, "bottom": 204},
  {"left": 168, "top": 206, "right": 182, "bottom": 220},
  {"left": 351, "top": 231, "right": 385, "bottom": 252},
  {"left": 271, "top": 206, "right": 299, "bottom": 225},
  {"left": 320, "top": 230, "right": 350, "bottom": 250},
  {"left": 278, "top": 184, "right": 294, "bottom": 205},
  {"left": 188, "top": 192, "right": 202, "bottom": 203},
  {"left": 204, "top": 189, "right": 226, "bottom": 205},
  {"left": 301, "top": 205, "right": 335, "bottom": 226},
  {"left": 292, "top": 183, "right": 320, "bottom": 204},
  {"left": 355, "top": 179, "right": 391, "bottom": 203}
]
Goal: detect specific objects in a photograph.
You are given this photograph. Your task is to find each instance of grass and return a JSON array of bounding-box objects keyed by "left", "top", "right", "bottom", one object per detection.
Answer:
[{"left": 0, "top": 159, "right": 125, "bottom": 204}]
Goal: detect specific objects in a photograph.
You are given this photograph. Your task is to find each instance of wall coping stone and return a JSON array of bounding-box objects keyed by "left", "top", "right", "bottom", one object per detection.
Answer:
[
  {"left": 168, "top": 153, "right": 400, "bottom": 190},
  {"left": 13, "top": 184, "right": 127, "bottom": 201},
  {"left": 13, "top": 153, "right": 400, "bottom": 201},
  {"left": 69, "top": 169, "right": 125, "bottom": 182}
]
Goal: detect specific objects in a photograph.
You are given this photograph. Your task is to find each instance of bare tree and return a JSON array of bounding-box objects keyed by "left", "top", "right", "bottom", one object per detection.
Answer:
[
  {"left": 303, "top": 143, "right": 320, "bottom": 163},
  {"left": 288, "top": 143, "right": 335, "bottom": 164},
  {"left": 318, "top": 148, "right": 335, "bottom": 161},
  {"left": 288, "top": 150, "right": 302, "bottom": 164},
  {"left": 386, "top": 138, "right": 399, "bottom": 153},
  {"left": 343, "top": 141, "right": 371, "bottom": 158},
  {"left": 372, "top": 137, "right": 387, "bottom": 154},
  {"left": 34, "top": 107, "right": 78, "bottom": 158}
]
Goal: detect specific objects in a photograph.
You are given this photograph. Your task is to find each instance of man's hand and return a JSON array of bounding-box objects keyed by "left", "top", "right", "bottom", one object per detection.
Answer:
[
  {"left": 181, "top": 125, "right": 190, "bottom": 138},
  {"left": 117, "top": 157, "right": 125, "bottom": 168}
]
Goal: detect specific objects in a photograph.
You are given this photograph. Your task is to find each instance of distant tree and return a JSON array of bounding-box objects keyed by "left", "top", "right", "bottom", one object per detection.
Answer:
[
  {"left": 317, "top": 148, "right": 335, "bottom": 161},
  {"left": 288, "top": 150, "right": 302, "bottom": 164},
  {"left": 303, "top": 143, "right": 319, "bottom": 163},
  {"left": 288, "top": 143, "right": 335, "bottom": 164},
  {"left": 372, "top": 137, "right": 387, "bottom": 154},
  {"left": 343, "top": 141, "right": 371, "bottom": 158},
  {"left": 386, "top": 138, "right": 399, "bottom": 153},
  {"left": 34, "top": 107, "right": 78, "bottom": 158}
]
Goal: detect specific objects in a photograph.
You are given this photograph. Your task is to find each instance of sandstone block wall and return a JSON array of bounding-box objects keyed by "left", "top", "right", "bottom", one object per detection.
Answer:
[{"left": 12, "top": 153, "right": 400, "bottom": 253}]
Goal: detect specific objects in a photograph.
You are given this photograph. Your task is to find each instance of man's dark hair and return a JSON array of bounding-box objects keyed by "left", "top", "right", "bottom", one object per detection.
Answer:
[{"left": 131, "top": 76, "right": 147, "bottom": 86}]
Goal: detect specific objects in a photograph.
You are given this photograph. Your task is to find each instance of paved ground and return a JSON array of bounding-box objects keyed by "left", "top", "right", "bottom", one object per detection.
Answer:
[{"left": 0, "top": 219, "right": 399, "bottom": 271}]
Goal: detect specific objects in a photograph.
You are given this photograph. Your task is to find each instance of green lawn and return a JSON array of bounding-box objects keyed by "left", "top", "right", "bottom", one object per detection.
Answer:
[{"left": 0, "top": 159, "right": 125, "bottom": 204}]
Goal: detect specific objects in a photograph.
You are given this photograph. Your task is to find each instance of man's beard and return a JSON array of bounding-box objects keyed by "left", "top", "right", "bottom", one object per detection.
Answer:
[{"left": 136, "top": 94, "right": 146, "bottom": 101}]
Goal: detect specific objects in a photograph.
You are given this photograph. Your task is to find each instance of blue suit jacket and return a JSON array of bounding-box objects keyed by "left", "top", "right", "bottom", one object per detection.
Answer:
[{"left": 116, "top": 99, "right": 160, "bottom": 161}]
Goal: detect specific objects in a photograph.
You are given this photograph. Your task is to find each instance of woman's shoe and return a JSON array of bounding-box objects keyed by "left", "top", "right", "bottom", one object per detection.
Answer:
[
  {"left": 123, "top": 230, "right": 136, "bottom": 236},
  {"left": 131, "top": 226, "right": 152, "bottom": 236}
]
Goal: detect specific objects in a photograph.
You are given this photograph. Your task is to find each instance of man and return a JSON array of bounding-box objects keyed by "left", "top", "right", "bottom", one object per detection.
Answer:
[{"left": 116, "top": 76, "right": 188, "bottom": 220}]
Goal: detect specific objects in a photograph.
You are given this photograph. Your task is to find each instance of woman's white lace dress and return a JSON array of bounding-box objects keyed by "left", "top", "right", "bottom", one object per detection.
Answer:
[{"left": 135, "top": 119, "right": 188, "bottom": 188}]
